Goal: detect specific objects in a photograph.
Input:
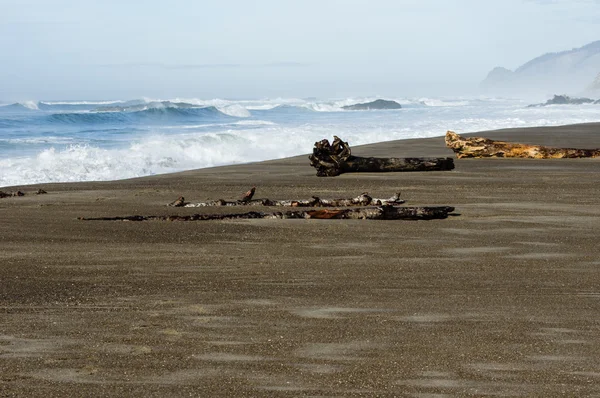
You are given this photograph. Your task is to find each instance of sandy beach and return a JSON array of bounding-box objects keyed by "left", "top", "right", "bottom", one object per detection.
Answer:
[{"left": 2, "top": 123, "right": 600, "bottom": 396}]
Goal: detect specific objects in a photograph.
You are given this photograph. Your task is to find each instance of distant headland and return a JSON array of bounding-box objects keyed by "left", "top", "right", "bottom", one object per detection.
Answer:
[{"left": 481, "top": 40, "right": 600, "bottom": 97}]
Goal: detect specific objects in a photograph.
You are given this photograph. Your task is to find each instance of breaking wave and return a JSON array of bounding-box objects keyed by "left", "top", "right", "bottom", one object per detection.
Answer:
[
  {"left": 418, "top": 98, "right": 471, "bottom": 107},
  {"left": 1, "top": 96, "right": 481, "bottom": 116},
  {"left": 0, "top": 131, "right": 313, "bottom": 186},
  {"left": 0, "top": 101, "right": 40, "bottom": 112},
  {"left": 41, "top": 100, "right": 125, "bottom": 106},
  {"left": 45, "top": 106, "right": 234, "bottom": 125}
]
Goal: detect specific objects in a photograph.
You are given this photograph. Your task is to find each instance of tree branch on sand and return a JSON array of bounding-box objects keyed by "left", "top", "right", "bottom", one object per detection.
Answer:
[
  {"left": 79, "top": 205, "right": 456, "bottom": 222},
  {"left": 173, "top": 190, "right": 406, "bottom": 208},
  {"left": 87, "top": 187, "right": 456, "bottom": 222},
  {"left": 445, "top": 131, "right": 600, "bottom": 159},
  {"left": 308, "top": 136, "right": 455, "bottom": 177}
]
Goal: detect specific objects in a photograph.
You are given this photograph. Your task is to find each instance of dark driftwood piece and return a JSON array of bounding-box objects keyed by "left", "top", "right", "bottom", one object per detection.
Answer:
[
  {"left": 182, "top": 191, "right": 405, "bottom": 208},
  {"left": 446, "top": 131, "right": 600, "bottom": 159},
  {"left": 0, "top": 190, "right": 26, "bottom": 198},
  {"left": 79, "top": 205, "right": 455, "bottom": 222},
  {"left": 0, "top": 189, "right": 46, "bottom": 199},
  {"left": 309, "top": 136, "right": 455, "bottom": 176},
  {"left": 168, "top": 196, "right": 187, "bottom": 207},
  {"left": 241, "top": 187, "right": 256, "bottom": 203}
]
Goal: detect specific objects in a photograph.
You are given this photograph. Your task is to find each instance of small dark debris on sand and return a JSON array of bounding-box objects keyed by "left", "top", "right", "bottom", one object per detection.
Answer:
[{"left": 0, "top": 189, "right": 47, "bottom": 198}]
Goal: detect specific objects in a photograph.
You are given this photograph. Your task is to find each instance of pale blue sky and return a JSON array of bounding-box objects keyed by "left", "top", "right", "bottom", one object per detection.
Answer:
[{"left": 1, "top": 0, "right": 599, "bottom": 100}]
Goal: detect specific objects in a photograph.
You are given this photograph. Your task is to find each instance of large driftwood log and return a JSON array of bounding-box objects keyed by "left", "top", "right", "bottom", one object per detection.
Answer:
[
  {"left": 181, "top": 191, "right": 405, "bottom": 208},
  {"left": 79, "top": 205, "right": 455, "bottom": 222},
  {"left": 446, "top": 131, "right": 600, "bottom": 159},
  {"left": 309, "top": 136, "right": 455, "bottom": 176}
]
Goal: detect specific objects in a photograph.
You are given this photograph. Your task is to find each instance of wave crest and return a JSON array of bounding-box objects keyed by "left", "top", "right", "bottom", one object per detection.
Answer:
[
  {"left": 0, "top": 101, "right": 39, "bottom": 112},
  {"left": 45, "top": 106, "right": 233, "bottom": 124}
]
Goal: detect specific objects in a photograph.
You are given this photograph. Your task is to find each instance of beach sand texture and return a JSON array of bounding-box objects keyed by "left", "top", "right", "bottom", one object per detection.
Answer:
[{"left": 1, "top": 124, "right": 600, "bottom": 396}]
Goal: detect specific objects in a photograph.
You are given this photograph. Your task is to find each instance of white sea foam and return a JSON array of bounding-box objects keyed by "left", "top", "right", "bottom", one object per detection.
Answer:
[
  {"left": 0, "top": 136, "right": 76, "bottom": 145},
  {"left": 302, "top": 98, "right": 374, "bottom": 112},
  {"left": 217, "top": 104, "right": 251, "bottom": 117},
  {"left": 21, "top": 101, "right": 40, "bottom": 110},
  {"left": 112, "top": 96, "right": 420, "bottom": 113},
  {"left": 163, "top": 120, "right": 275, "bottom": 130},
  {"left": 148, "top": 97, "right": 307, "bottom": 112},
  {"left": 40, "top": 100, "right": 125, "bottom": 105},
  {"left": 0, "top": 131, "right": 310, "bottom": 186},
  {"left": 418, "top": 98, "right": 470, "bottom": 107},
  {"left": 244, "top": 104, "right": 280, "bottom": 110},
  {"left": 301, "top": 97, "right": 415, "bottom": 112},
  {"left": 232, "top": 120, "right": 276, "bottom": 126},
  {"left": 91, "top": 97, "right": 252, "bottom": 117}
]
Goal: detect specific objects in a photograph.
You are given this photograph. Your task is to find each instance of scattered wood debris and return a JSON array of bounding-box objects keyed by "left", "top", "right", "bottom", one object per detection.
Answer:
[
  {"left": 181, "top": 189, "right": 405, "bottom": 208},
  {"left": 0, "top": 189, "right": 47, "bottom": 198}
]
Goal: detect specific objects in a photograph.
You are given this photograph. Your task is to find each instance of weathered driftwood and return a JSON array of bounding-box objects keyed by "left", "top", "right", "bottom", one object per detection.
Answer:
[
  {"left": 168, "top": 196, "right": 187, "bottom": 207},
  {"left": 0, "top": 190, "right": 25, "bottom": 198},
  {"left": 241, "top": 187, "right": 256, "bottom": 203},
  {"left": 309, "top": 136, "right": 454, "bottom": 176},
  {"left": 0, "top": 189, "right": 46, "bottom": 199},
  {"left": 182, "top": 191, "right": 405, "bottom": 208},
  {"left": 446, "top": 131, "right": 600, "bottom": 159},
  {"left": 79, "top": 205, "right": 455, "bottom": 222}
]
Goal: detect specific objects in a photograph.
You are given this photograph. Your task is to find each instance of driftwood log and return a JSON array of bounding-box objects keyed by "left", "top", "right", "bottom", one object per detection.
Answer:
[
  {"left": 0, "top": 190, "right": 25, "bottom": 198},
  {"left": 179, "top": 191, "right": 405, "bottom": 208},
  {"left": 309, "top": 136, "right": 455, "bottom": 176},
  {"left": 79, "top": 205, "right": 455, "bottom": 222},
  {"left": 446, "top": 131, "right": 600, "bottom": 159},
  {"left": 0, "top": 189, "right": 45, "bottom": 198},
  {"left": 241, "top": 187, "right": 256, "bottom": 203}
]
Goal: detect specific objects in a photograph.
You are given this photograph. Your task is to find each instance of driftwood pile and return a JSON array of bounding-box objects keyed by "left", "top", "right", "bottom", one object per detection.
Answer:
[
  {"left": 172, "top": 190, "right": 406, "bottom": 208},
  {"left": 446, "top": 131, "right": 600, "bottom": 159},
  {"left": 80, "top": 188, "right": 456, "bottom": 222},
  {"left": 79, "top": 206, "right": 455, "bottom": 222},
  {"left": 309, "top": 136, "right": 455, "bottom": 176}
]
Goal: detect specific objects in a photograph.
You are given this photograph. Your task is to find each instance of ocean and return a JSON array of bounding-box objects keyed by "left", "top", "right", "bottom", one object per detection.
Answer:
[{"left": 1, "top": 97, "right": 599, "bottom": 188}]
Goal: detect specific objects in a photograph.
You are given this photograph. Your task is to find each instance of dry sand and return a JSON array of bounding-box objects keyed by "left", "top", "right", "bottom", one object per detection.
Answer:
[{"left": 1, "top": 123, "right": 600, "bottom": 397}]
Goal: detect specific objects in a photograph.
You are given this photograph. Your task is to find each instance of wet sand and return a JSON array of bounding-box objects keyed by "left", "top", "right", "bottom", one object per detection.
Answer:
[{"left": 1, "top": 123, "right": 600, "bottom": 396}]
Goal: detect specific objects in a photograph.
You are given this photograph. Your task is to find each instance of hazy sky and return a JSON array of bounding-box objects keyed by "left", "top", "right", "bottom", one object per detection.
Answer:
[{"left": 1, "top": 0, "right": 599, "bottom": 100}]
